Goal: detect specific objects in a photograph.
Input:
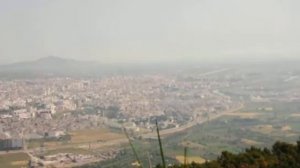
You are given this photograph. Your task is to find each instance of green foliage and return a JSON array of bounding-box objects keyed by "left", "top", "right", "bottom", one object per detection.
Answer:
[
  {"left": 104, "top": 106, "right": 120, "bottom": 119},
  {"left": 123, "top": 128, "right": 143, "bottom": 168},
  {"left": 156, "top": 139, "right": 300, "bottom": 168},
  {"left": 184, "top": 147, "right": 188, "bottom": 168}
]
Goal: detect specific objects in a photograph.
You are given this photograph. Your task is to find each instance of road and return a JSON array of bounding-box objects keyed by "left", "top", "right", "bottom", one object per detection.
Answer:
[
  {"left": 141, "top": 104, "right": 244, "bottom": 139},
  {"left": 197, "top": 68, "right": 232, "bottom": 77}
]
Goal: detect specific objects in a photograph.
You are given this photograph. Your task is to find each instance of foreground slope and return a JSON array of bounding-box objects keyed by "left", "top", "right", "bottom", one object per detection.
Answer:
[{"left": 157, "top": 140, "right": 300, "bottom": 168}]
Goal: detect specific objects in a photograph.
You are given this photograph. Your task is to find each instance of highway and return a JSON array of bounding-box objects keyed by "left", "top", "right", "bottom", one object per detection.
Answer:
[
  {"left": 141, "top": 104, "right": 244, "bottom": 139},
  {"left": 197, "top": 68, "right": 232, "bottom": 77}
]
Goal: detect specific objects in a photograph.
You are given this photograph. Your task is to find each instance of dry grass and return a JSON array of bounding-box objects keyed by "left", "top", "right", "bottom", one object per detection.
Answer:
[
  {"left": 290, "top": 113, "right": 300, "bottom": 117},
  {"left": 69, "top": 128, "right": 124, "bottom": 144},
  {"left": 250, "top": 124, "right": 295, "bottom": 136},
  {"left": 241, "top": 139, "right": 262, "bottom": 146},
  {"left": 281, "top": 125, "right": 292, "bottom": 131},
  {"left": 176, "top": 155, "right": 206, "bottom": 164},
  {"left": 29, "top": 128, "right": 126, "bottom": 154},
  {"left": 0, "top": 153, "right": 30, "bottom": 168},
  {"left": 225, "top": 112, "right": 262, "bottom": 119},
  {"left": 250, "top": 125, "right": 274, "bottom": 134},
  {"left": 180, "top": 141, "right": 206, "bottom": 150},
  {"left": 45, "top": 147, "right": 94, "bottom": 156},
  {"left": 10, "top": 160, "right": 28, "bottom": 166}
]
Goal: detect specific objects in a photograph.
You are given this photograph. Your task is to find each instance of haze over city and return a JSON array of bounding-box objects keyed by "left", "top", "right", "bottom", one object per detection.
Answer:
[
  {"left": 0, "top": 0, "right": 300, "bottom": 64},
  {"left": 1, "top": 1, "right": 300, "bottom": 168}
]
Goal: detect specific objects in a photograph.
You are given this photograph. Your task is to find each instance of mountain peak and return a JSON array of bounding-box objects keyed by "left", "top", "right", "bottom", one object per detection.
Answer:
[{"left": 36, "top": 56, "right": 68, "bottom": 63}]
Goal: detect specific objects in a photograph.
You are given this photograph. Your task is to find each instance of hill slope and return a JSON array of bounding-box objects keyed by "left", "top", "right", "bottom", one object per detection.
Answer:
[
  {"left": 0, "top": 56, "right": 101, "bottom": 78},
  {"left": 158, "top": 140, "right": 300, "bottom": 168}
]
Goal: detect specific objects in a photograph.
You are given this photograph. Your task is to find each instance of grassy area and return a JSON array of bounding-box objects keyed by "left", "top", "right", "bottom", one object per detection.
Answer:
[
  {"left": 27, "top": 138, "right": 69, "bottom": 149},
  {"left": 0, "top": 153, "right": 29, "bottom": 168},
  {"left": 69, "top": 128, "right": 124, "bottom": 144},
  {"left": 27, "top": 128, "right": 125, "bottom": 150},
  {"left": 224, "top": 112, "right": 265, "bottom": 119},
  {"left": 83, "top": 101, "right": 300, "bottom": 167},
  {"left": 160, "top": 101, "right": 300, "bottom": 161},
  {"left": 176, "top": 155, "right": 205, "bottom": 164}
]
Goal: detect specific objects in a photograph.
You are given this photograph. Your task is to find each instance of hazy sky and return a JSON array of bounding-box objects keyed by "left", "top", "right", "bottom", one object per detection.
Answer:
[{"left": 0, "top": 0, "right": 299, "bottom": 64}]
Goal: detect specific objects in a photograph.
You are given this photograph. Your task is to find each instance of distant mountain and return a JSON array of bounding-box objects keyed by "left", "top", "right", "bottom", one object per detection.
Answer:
[
  {"left": 0, "top": 56, "right": 191, "bottom": 79},
  {"left": 33, "top": 56, "right": 77, "bottom": 65},
  {"left": 0, "top": 56, "right": 103, "bottom": 78}
]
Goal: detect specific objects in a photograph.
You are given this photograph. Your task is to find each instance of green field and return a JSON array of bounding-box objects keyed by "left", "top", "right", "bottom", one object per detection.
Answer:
[{"left": 93, "top": 101, "right": 300, "bottom": 167}]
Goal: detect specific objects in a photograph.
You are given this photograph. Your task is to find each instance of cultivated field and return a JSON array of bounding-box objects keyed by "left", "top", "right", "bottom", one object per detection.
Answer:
[
  {"left": 290, "top": 113, "right": 300, "bottom": 117},
  {"left": 224, "top": 112, "right": 262, "bottom": 119},
  {"left": 69, "top": 128, "right": 125, "bottom": 144},
  {"left": 241, "top": 138, "right": 262, "bottom": 146},
  {"left": 27, "top": 128, "right": 126, "bottom": 158},
  {"left": 0, "top": 153, "right": 29, "bottom": 168},
  {"left": 176, "top": 155, "right": 206, "bottom": 164},
  {"left": 180, "top": 141, "right": 206, "bottom": 150}
]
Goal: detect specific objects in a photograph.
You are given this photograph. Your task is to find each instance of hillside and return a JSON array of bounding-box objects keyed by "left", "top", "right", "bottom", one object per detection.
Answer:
[
  {"left": 0, "top": 56, "right": 183, "bottom": 79},
  {"left": 156, "top": 140, "right": 300, "bottom": 168},
  {"left": 0, "top": 56, "right": 101, "bottom": 78},
  {"left": 79, "top": 139, "right": 300, "bottom": 168}
]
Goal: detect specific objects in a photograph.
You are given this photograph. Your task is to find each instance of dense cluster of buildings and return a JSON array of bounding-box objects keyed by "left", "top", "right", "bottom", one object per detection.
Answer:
[{"left": 0, "top": 74, "right": 236, "bottom": 146}]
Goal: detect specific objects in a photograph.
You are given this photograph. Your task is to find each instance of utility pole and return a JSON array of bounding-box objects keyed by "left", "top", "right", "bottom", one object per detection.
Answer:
[{"left": 184, "top": 147, "right": 188, "bottom": 168}]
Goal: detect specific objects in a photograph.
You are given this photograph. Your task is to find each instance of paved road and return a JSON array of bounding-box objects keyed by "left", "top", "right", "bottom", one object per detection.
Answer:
[
  {"left": 141, "top": 104, "right": 244, "bottom": 139},
  {"left": 197, "top": 68, "right": 232, "bottom": 77}
]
